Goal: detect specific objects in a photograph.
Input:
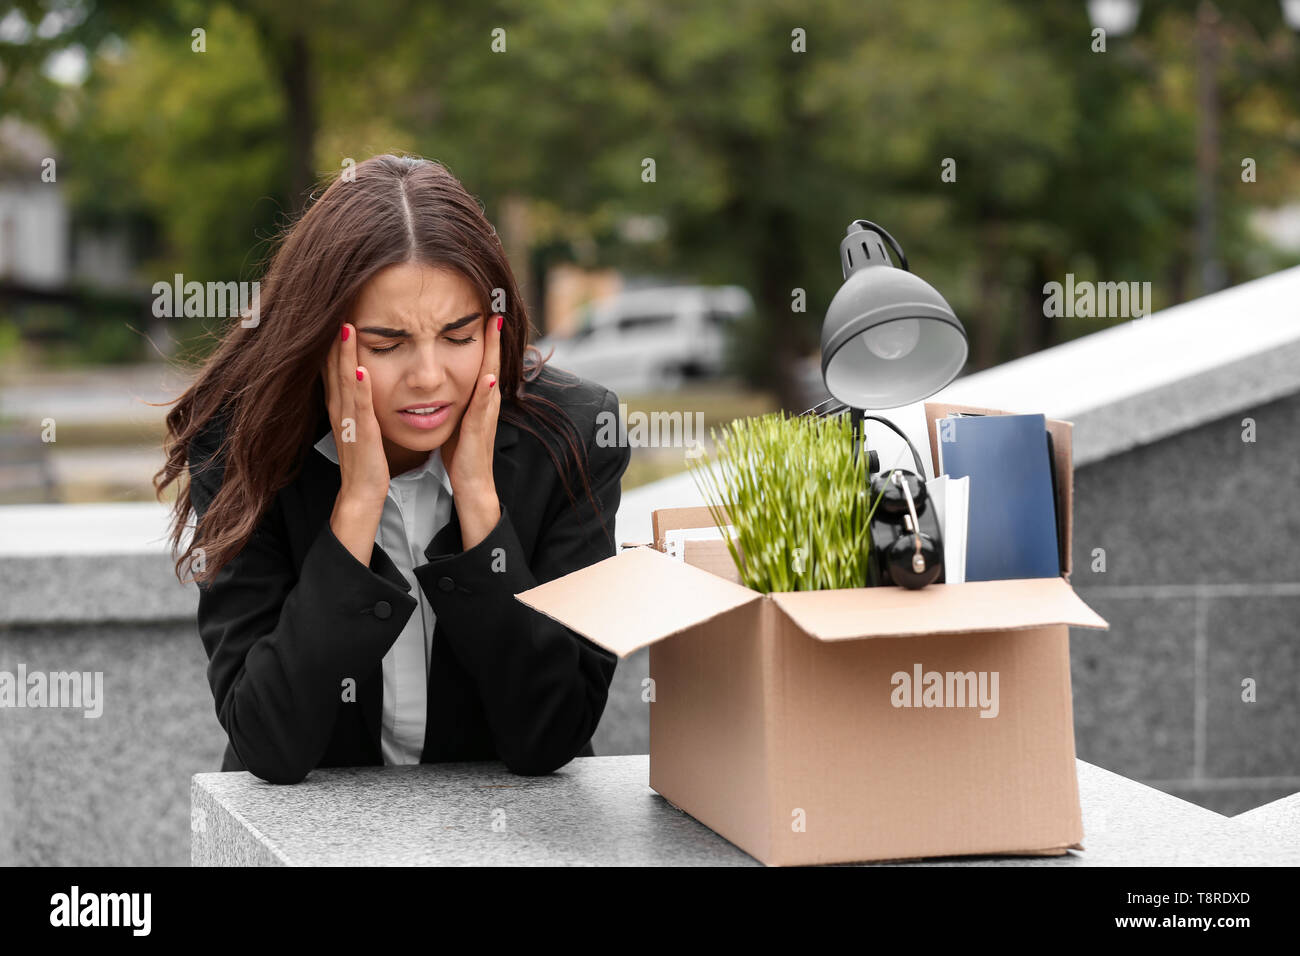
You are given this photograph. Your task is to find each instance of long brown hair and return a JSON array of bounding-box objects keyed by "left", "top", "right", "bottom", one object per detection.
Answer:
[{"left": 155, "top": 154, "right": 602, "bottom": 586}]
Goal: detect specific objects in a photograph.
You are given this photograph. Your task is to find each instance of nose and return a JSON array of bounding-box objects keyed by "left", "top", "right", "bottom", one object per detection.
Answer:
[{"left": 404, "top": 341, "right": 447, "bottom": 393}]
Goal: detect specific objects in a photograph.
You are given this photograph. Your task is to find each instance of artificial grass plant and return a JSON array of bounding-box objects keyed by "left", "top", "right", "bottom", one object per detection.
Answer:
[{"left": 686, "top": 410, "right": 890, "bottom": 593}]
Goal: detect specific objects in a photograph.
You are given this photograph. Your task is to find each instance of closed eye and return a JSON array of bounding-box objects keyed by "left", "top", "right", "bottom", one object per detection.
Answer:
[{"left": 368, "top": 335, "right": 476, "bottom": 354}]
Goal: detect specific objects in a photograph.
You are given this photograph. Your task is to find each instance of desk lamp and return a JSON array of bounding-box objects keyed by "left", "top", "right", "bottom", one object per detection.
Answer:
[{"left": 817, "top": 220, "right": 969, "bottom": 587}]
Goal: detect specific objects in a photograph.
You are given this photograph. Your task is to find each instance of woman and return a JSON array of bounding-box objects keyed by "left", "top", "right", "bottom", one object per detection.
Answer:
[{"left": 155, "top": 154, "right": 630, "bottom": 785}]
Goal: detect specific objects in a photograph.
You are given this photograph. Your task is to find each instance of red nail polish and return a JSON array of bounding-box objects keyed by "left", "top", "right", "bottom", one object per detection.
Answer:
[
  {"left": 342, "top": 326, "right": 350, "bottom": 341},
  {"left": 489, "top": 377, "right": 496, "bottom": 389},
  {"left": 496, "top": 315, "right": 503, "bottom": 331},
  {"left": 356, "top": 368, "right": 364, "bottom": 381}
]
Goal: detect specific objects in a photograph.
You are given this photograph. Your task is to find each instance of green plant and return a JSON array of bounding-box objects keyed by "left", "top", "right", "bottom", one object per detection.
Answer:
[
  {"left": 0, "top": 317, "right": 22, "bottom": 363},
  {"left": 687, "top": 411, "right": 890, "bottom": 593}
]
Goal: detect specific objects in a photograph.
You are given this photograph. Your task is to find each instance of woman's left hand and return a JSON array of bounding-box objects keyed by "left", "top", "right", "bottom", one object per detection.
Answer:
[{"left": 443, "top": 312, "right": 503, "bottom": 550}]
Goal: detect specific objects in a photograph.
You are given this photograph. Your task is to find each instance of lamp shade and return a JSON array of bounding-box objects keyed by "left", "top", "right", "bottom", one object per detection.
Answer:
[{"left": 820, "top": 221, "right": 968, "bottom": 409}]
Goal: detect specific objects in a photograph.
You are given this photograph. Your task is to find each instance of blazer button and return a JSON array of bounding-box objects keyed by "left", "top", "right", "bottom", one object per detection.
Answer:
[
  {"left": 437, "top": 576, "right": 455, "bottom": 592},
  {"left": 374, "top": 600, "right": 392, "bottom": 620}
]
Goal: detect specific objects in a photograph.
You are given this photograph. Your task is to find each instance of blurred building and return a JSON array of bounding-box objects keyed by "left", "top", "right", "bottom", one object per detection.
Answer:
[
  {"left": 0, "top": 116, "right": 133, "bottom": 293},
  {"left": 0, "top": 117, "right": 68, "bottom": 289}
]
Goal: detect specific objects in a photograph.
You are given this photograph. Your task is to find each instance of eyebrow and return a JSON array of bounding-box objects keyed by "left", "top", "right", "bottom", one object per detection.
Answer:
[{"left": 357, "top": 312, "right": 482, "bottom": 337}]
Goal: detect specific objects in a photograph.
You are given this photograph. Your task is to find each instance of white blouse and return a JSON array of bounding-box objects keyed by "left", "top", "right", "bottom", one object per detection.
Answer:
[{"left": 314, "top": 430, "right": 454, "bottom": 765}]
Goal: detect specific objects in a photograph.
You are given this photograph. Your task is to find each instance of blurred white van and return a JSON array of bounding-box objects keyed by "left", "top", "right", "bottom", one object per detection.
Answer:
[{"left": 535, "top": 285, "right": 753, "bottom": 396}]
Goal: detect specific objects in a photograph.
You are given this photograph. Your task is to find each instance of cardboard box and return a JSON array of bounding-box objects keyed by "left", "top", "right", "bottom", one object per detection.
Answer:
[{"left": 516, "top": 403, "right": 1109, "bottom": 865}]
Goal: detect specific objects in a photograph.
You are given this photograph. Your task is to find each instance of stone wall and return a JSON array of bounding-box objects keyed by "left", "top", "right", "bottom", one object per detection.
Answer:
[{"left": 1069, "top": 390, "right": 1300, "bottom": 814}]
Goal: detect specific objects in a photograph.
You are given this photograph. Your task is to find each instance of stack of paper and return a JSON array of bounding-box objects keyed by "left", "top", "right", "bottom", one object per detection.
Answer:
[{"left": 927, "top": 475, "right": 970, "bottom": 585}]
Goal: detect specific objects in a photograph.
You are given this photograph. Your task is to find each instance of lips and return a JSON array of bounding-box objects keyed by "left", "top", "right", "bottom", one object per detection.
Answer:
[{"left": 397, "top": 402, "right": 453, "bottom": 430}]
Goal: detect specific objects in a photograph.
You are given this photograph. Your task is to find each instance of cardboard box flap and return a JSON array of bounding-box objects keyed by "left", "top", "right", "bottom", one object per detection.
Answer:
[
  {"left": 769, "top": 577, "right": 1109, "bottom": 642},
  {"left": 515, "top": 546, "right": 761, "bottom": 658}
]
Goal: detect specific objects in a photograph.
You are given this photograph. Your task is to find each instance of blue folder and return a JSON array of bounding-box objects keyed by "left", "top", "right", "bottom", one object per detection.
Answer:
[{"left": 939, "top": 413, "right": 1061, "bottom": 581}]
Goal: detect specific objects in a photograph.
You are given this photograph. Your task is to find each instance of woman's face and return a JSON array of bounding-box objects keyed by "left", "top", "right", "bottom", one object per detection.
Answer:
[{"left": 348, "top": 261, "right": 486, "bottom": 468}]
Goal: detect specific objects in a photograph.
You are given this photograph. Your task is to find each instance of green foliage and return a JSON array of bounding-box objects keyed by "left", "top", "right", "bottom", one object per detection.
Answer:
[
  {"left": 67, "top": 317, "right": 144, "bottom": 365},
  {"left": 59, "top": 5, "right": 288, "bottom": 284},
  {"left": 3, "top": 298, "right": 147, "bottom": 366},
  {"left": 687, "top": 411, "right": 888, "bottom": 593}
]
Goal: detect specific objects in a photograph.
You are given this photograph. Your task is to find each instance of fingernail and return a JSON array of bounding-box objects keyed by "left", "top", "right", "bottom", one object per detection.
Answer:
[
  {"left": 342, "top": 326, "right": 350, "bottom": 341},
  {"left": 356, "top": 368, "right": 364, "bottom": 381},
  {"left": 496, "top": 315, "right": 503, "bottom": 331},
  {"left": 488, "top": 376, "right": 496, "bottom": 389}
]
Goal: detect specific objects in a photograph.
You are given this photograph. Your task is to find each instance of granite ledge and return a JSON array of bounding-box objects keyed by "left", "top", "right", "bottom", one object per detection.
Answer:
[{"left": 191, "top": 755, "right": 1300, "bottom": 867}]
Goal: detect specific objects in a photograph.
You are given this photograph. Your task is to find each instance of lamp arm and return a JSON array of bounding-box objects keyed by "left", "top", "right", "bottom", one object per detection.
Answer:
[
  {"left": 819, "top": 403, "right": 930, "bottom": 476},
  {"left": 850, "top": 220, "right": 910, "bottom": 272}
]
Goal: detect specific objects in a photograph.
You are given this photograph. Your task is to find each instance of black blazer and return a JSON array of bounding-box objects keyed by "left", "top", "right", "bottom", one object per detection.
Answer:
[{"left": 186, "top": 369, "right": 629, "bottom": 784}]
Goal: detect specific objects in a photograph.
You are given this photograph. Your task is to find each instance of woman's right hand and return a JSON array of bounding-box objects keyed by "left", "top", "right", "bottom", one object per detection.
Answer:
[{"left": 322, "top": 323, "right": 390, "bottom": 563}]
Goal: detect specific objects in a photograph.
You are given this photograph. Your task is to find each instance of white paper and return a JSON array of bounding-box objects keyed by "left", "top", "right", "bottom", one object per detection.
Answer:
[
  {"left": 945, "top": 476, "right": 970, "bottom": 585},
  {"left": 927, "top": 474, "right": 970, "bottom": 585},
  {"left": 664, "top": 525, "right": 737, "bottom": 561},
  {"left": 929, "top": 475, "right": 950, "bottom": 547}
]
